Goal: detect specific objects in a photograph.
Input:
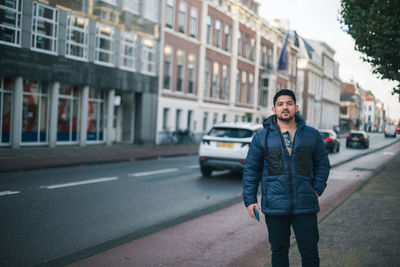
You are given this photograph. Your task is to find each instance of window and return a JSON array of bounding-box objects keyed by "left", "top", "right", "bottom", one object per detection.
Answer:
[
  {"left": 57, "top": 85, "right": 80, "bottom": 143},
  {"left": 244, "top": 34, "right": 249, "bottom": 58},
  {"left": 187, "top": 54, "right": 195, "bottom": 94},
  {"left": 211, "top": 62, "right": 220, "bottom": 98},
  {"left": 31, "top": 2, "right": 58, "bottom": 54},
  {"left": 187, "top": 110, "right": 192, "bottom": 129},
  {"left": 206, "top": 15, "right": 212, "bottom": 45},
  {"left": 260, "top": 78, "right": 269, "bottom": 106},
  {"left": 101, "top": 0, "right": 116, "bottom": 5},
  {"left": 204, "top": 59, "right": 211, "bottom": 97},
  {"left": 222, "top": 65, "right": 229, "bottom": 100},
  {"left": 213, "top": 113, "right": 218, "bottom": 125},
  {"left": 237, "top": 31, "right": 242, "bottom": 56},
  {"left": 248, "top": 73, "right": 253, "bottom": 104},
  {"left": 123, "top": 0, "right": 139, "bottom": 14},
  {"left": 178, "top": 2, "right": 186, "bottom": 34},
  {"left": 215, "top": 20, "right": 221, "bottom": 48},
  {"left": 176, "top": 50, "right": 185, "bottom": 92},
  {"left": 141, "top": 38, "right": 156, "bottom": 75},
  {"left": 120, "top": 31, "right": 137, "bottom": 71},
  {"left": 242, "top": 71, "right": 247, "bottom": 103},
  {"left": 143, "top": 0, "right": 158, "bottom": 22},
  {"left": 65, "top": 14, "right": 89, "bottom": 61},
  {"left": 175, "top": 109, "right": 181, "bottom": 130},
  {"left": 0, "top": 0, "right": 22, "bottom": 46},
  {"left": 224, "top": 25, "right": 230, "bottom": 52},
  {"left": 250, "top": 38, "right": 255, "bottom": 60},
  {"left": 162, "top": 108, "right": 169, "bottom": 130},
  {"left": 95, "top": 23, "right": 114, "bottom": 66},
  {"left": 0, "top": 77, "right": 12, "bottom": 145},
  {"left": 235, "top": 69, "right": 240, "bottom": 102},
  {"left": 87, "top": 88, "right": 105, "bottom": 142},
  {"left": 222, "top": 114, "right": 227, "bottom": 122},
  {"left": 203, "top": 112, "right": 208, "bottom": 131},
  {"left": 163, "top": 45, "right": 173, "bottom": 90},
  {"left": 165, "top": 0, "right": 174, "bottom": 28},
  {"left": 22, "top": 80, "right": 50, "bottom": 143},
  {"left": 189, "top": 7, "right": 197, "bottom": 38}
]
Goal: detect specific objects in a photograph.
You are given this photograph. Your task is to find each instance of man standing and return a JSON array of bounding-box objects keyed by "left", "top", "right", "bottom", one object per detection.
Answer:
[{"left": 242, "top": 89, "right": 330, "bottom": 267}]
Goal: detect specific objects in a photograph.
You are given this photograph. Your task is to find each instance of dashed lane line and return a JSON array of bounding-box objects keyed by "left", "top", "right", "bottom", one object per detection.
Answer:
[
  {"left": 0, "top": 191, "right": 20, "bottom": 197},
  {"left": 40, "top": 177, "right": 119, "bottom": 189},
  {"left": 128, "top": 168, "right": 179, "bottom": 177}
]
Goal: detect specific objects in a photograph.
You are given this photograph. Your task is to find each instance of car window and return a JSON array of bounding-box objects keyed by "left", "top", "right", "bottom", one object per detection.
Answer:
[
  {"left": 320, "top": 132, "right": 329, "bottom": 138},
  {"left": 350, "top": 133, "right": 364, "bottom": 137},
  {"left": 208, "top": 127, "right": 254, "bottom": 138}
]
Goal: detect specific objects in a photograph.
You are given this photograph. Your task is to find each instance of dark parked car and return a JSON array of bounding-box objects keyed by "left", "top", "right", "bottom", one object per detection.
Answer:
[
  {"left": 319, "top": 129, "right": 340, "bottom": 153},
  {"left": 346, "top": 130, "right": 370, "bottom": 149}
]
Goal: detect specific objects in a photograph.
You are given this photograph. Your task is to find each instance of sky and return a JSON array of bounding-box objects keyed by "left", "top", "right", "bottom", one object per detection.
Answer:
[{"left": 259, "top": 0, "right": 400, "bottom": 122}]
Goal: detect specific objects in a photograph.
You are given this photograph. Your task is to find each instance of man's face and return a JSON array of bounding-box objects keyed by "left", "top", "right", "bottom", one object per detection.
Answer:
[{"left": 272, "top": 95, "right": 299, "bottom": 122}]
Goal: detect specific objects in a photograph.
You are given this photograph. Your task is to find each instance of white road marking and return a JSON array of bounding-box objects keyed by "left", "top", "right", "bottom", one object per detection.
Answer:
[
  {"left": 184, "top": 164, "right": 200, "bottom": 169},
  {"left": 40, "top": 177, "right": 118, "bottom": 189},
  {"left": 0, "top": 191, "right": 20, "bottom": 197},
  {"left": 383, "top": 152, "right": 395, "bottom": 155},
  {"left": 128, "top": 168, "right": 179, "bottom": 177}
]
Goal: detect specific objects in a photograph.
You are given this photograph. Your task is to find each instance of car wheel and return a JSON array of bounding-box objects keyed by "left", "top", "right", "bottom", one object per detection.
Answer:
[{"left": 201, "top": 166, "right": 213, "bottom": 177}]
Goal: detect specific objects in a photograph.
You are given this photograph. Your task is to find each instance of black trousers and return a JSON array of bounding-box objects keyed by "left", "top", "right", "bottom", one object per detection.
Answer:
[{"left": 265, "top": 214, "right": 319, "bottom": 267}]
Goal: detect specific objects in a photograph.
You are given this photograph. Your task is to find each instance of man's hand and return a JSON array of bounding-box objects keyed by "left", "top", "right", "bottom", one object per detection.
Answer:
[
  {"left": 315, "top": 191, "right": 319, "bottom": 197},
  {"left": 247, "top": 203, "right": 261, "bottom": 220}
]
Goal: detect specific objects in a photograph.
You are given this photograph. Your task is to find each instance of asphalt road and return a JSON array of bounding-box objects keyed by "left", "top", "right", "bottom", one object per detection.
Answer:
[{"left": 0, "top": 133, "right": 398, "bottom": 266}]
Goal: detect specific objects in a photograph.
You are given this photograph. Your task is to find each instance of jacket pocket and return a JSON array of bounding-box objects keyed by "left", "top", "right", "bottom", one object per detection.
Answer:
[
  {"left": 265, "top": 147, "right": 284, "bottom": 176},
  {"left": 295, "top": 147, "right": 312, "bottom": 176}
]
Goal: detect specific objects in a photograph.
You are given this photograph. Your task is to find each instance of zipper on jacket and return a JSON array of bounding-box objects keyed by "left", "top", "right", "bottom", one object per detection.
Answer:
[{"left": 279, "top": 130, "right": 297, "bottom": 211}]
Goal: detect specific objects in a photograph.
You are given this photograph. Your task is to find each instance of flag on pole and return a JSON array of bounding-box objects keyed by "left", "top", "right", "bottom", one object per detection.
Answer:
[{"left": 278, "top": 32, "right": 290, "bottom": 70}]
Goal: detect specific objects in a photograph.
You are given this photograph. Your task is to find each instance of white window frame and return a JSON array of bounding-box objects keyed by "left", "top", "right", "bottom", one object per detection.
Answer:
[
  {"left": 95, "top": 22, "right": 115, "bottom": 66},
  {"left": 224, "top": 24, "right": 230, "bottom": 52},
  {"left": 189, "top": 7, "right": 197, "bottom": 38},
  {"left": 141, "top": 38, "right": 156, "bottom": 76},
  {"left": 123, "top": 0, "right": 139, "bottom": 14},
  {"left": 187, "top": 54, "right": 196, "bottom": 94},
  {"left": 206, "top": 15, "right": 212, "bottom": 45},
  {"left": 204, "top": 59, "right": 211, "bottom": 97},
  {"left": 65, "top": 14, "right": 89, "bottom": 61},
  {"left": 165, "top": 0, "right": 174, "bottom": 28},
  {"left": 87, "top": 89, "right": 106, "bottom": 143},
  {"left": 178, "top": 1, "right": 186, "bottom": 34},
  {"left": 163, "top": 45, "right": 173, "bottom": 90},
  {"left": 120, "top": 31, "right": 137, "bottom": 71},
  {"left": 31, "top": 1, "right": 59, "bottom": 55},
  {"left": 211, "top": 62, "right": 220, "bottom": 99},
  {"left": 176, "top": 50, "right": 185, "bottom": 92},
  {"left": 0, "top": 77, "right": 13, "bottom": 146},
  {"left": 0, "top": 0, "right": 22, "bottom": 47},
  {"left": 215, "top": 20, "right": 221, "bottom": 48},
  {"left": 222, "top": 65, "right": 229, "bottom": 100},
  {"left": 143, "top": 0, "right": 159, "bottom": 22}
]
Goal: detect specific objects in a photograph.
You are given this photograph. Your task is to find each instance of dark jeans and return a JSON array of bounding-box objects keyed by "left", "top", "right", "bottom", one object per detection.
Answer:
[{"left": 265, "top": 214, "right": 319, "bottom": 267}]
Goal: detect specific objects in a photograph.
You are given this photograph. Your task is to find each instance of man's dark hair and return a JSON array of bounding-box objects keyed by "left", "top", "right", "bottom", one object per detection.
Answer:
[{"left": 273, "top": 89, "right": 296, "bottom": 106}]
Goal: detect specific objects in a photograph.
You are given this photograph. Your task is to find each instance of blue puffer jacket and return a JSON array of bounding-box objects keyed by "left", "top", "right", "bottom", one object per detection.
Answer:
[{"left": 242, "top": 115, "right": 330, "bottom": 215}]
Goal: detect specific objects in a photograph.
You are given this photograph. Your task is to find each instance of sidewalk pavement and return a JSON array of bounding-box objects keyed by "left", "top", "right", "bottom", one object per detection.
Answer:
[
  {"left": 0, "top": 143, "right": 199, "bottom": 172},
  {"left": 286, "top": 149, "right": 400, "bottom": 267}
]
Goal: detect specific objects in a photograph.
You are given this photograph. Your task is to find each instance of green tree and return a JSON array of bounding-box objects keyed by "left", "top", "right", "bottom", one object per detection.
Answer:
[{"left": 339, "top": 0, "right": 400, "bottom": 95}]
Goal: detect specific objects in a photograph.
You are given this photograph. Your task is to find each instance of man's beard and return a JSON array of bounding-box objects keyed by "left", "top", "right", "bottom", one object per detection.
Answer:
[{"left": 277, "top": 111, "right": 295, "bottom": 122}]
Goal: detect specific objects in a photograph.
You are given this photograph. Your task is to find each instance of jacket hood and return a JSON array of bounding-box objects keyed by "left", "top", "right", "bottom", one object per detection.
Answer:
[{"left": 263, "top": 113, "right": 305, "bottom": 129}]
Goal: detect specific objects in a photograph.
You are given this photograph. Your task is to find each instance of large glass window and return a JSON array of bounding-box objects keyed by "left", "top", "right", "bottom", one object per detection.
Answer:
[
  {"left": 187, "top": 54, "right": 195, "bottom": 94},
  {"left": 120, "top": 31, "right": 137, "bottom": 71},
  {"left": 87, "top": 88, "right": 105, "bottom": 142},
  {"left": 163, "top": 45, "right": 173, "bottom": 90},
  {"left": 250, "top": 38, "right": 255, "bottom": 61},
  {"left": 215, "top": 20, "right": 221, "bottom": 48},
  {"left": 178, "top": 1, "right": 186, "bottom": 34},
  {"left": 123, "top": 0, "right": 139, "bottom": 14},
  {"left": 31, "top": 2, "right": 58, "bottom": 54},
  {"left": 211, "top": 62, "right": 220, "bottom": 98},
  {"left": 189, "top": 7, "right": 197, "bottom": 38},
  {"left": 141, "top": 38, "right": 156, "bottom": 75},
  {"left": 176, "top": 50, "right": 185, "bottom": 92},
  {"left": 206, "top": 15, "right": 212, "bottom": 45},
  {"left": 22, "top": 80, "right": 49, "bottom": 143},
  {"left": 143, "top": 0, "right": 158, "bottom": 22},
  {"left": 204, "top": 59, "right": 211, "bottom": 97},
  {"left": 65, "top": 14, "right": 88, "bottom": 61},
  {"left": 242, "top": 71, "right": 247, "bottom": 103},
  {"left": 224, "top": 25, "right": 230, "bottom": 52},
  {"left": 165, "top": 0, "right": 174, "bottom": 28},
  {"left": 0, "top": 0, "right": 22, "bottom": 46},
  {"left": 237, "top": 31, "right": 242, "bottom": 56},
  {"left": 222, "top": 65, "right": 229, "bottom": 100},
  {"left": 57, "top": 85, "right": 80, "bottom": 143},
  {"left": 0, "top": 77, "right": 12, "bottom": 145},
  {"left": 95, "top": 23, "right": 114, "bottom": 66},
  {"left": 244, "top": 34, "right": 249, "bottom": 58}
]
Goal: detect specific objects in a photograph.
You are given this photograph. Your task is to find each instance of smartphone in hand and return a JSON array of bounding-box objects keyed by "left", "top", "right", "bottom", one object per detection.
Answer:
[{"left": 253, "top": 207, "right": 260, "bottom": 221}]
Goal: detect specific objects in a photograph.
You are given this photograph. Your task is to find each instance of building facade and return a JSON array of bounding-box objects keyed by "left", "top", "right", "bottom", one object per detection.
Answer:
[
  {"left": 156, "top": 0, "right": 298, "bottom": 144},
  {"left": 297, "top": 38, "right": 341, "bottom": 130},
  {"left": 340, "top": 81, "right": 364, "bottom": 132},
  {"left": 0, "top": 0, "right": 160, "bottom": 148}
]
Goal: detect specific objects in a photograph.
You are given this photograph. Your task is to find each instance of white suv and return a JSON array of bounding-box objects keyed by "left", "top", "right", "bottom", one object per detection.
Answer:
[{"left": 199, "top": 122, "right": 263, "bottom": 177}]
